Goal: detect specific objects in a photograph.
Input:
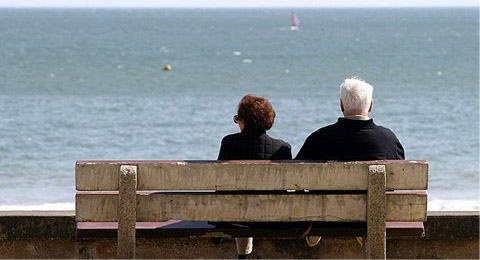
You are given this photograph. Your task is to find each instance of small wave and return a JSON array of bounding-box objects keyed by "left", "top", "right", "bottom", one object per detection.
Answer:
[
  {"left": 428, "top": 199, "right": 480, "bottom": 211},
  {"left": 0, "top": 202, "right": 74, "bottom": 211}
]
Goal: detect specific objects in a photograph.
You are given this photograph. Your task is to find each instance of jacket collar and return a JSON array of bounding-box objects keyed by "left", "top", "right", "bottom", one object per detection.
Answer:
[
  {"left": 338, "top": 117, "right": 375, "bottom": 126},
  {"left": 344, "top": 115, "right": 370, "bottom": 121},
  {"left": 240, "top": 130, "right": 267, "bottom": 135}
]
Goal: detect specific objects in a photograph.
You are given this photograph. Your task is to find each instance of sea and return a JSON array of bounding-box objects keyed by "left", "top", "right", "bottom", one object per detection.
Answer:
[{"left": 0, "top": 8, "right": 478, "bottom": 211}]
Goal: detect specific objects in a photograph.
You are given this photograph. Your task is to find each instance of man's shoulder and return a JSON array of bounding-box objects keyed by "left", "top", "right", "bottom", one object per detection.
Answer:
[
  {"left": 307, "top": 121, "right": 340, "bottom": 139},
  {"left": 370, "top": 123, "right": 400, "bottom": 139}
]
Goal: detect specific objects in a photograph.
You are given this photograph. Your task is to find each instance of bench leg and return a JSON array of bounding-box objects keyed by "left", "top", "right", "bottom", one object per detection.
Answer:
[
  {"left": 365, "top": 165, "right": 386, "bottom": 259},
  {"left": 118, "top": 165, "right": 138, "bottom": 259}
]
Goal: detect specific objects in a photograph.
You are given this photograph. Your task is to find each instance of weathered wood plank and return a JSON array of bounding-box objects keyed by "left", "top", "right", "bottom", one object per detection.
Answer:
[
  {"left": 386, "top": 161, "right": 428, "bottom": 190},
  {"left": 76, "top": 164, "right": 121, "bottom": 191},
  {"left": 387, "top": 191, "right": 427, "bottom": 222},
  {"left": 76, "top": 191, "right": 118, "bottom": 222},
  {"left": 75, "top": 192, "right": 427, "bottom": 222},
  {"left": 75, "top": 160, "right": 428, "bottom": 191}
]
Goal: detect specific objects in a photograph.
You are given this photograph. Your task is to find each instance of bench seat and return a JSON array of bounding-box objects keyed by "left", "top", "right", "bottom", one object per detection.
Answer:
[{"left": 76, "top": 221, "right": 424, "bottom": 239}]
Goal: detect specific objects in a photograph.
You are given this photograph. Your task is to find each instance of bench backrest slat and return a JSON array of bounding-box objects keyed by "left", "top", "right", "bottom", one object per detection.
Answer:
[
  {"left": 76, "top": 191, "right": 427, "bottom": 222},
  {"left": 76, "top": 160, "right": 428, "bottom": 191}
]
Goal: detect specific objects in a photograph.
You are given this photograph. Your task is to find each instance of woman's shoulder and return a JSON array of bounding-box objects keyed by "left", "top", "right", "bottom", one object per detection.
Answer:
[
  {"left": 277, "top": 138, "right": 292, "bottom": 149},
  {"left": 262, "top": 133, "right": 291, "bottom": 149},
  {"left": 261, "top": 134, "right": 292, "bottom": 160},
  {"left": 220, "top": 132, "right": 243, "bottom": 144}
]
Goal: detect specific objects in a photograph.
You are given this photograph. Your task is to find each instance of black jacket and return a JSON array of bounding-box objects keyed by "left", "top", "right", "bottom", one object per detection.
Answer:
[
  {"left": 218, "top": 131, "right": 292, "bottom": 160},
  {"left": 295, "top": 118, "right": 404, "bottom": 160}
]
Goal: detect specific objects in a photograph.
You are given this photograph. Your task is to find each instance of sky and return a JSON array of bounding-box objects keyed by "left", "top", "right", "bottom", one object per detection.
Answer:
[{"left": 0, "top": 0, "right": 478, "bottom": 8}]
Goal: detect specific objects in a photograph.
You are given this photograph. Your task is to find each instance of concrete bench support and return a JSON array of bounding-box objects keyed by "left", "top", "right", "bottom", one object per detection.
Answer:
[
  {"left": 366, "top": 165, "right": 387, "bottom": 259},
  {"left": 118, "top": 165, "right": 137, "bottom": 259}
]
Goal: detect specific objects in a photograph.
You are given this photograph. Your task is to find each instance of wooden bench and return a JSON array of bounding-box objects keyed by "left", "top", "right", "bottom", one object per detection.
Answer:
[{"left": 75, "top": 160, "right": 428, "bottom": 259}]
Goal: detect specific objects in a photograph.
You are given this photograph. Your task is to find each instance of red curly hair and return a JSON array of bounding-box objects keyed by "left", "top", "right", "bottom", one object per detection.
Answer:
[{"left": 237, "top": 94, "right": 275, "bottom": 132}]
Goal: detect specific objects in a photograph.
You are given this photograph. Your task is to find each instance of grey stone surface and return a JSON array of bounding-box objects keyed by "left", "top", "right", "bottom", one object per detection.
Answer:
[
  {"left": 0, "top": 212, "right": 75, "bottom": 240},
  {"left": 425, "top": 211, "right": 479, "bottom": 240},
  {"left": 117, "top": 165, "right": 137, "bottom": 259},
  {"left": 0, "top": 211, "right": 478, "bottom": 258},
  {"left": 366, "top": 165, "right": 387, "bottom": 259},
  {"left": 1, "top": 237, "right": 478, "bottom": 259}
]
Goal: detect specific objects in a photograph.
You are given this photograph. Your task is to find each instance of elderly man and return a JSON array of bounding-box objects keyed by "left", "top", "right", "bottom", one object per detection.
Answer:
[
  {"left": 296, "top": 77, "right": 405, "bottom": 247},
  {"left": 296, "top": 77, "right": 404, "bottom": 161}
]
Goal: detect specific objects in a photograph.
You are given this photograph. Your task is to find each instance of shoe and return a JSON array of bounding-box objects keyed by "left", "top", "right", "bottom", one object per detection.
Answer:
[
  {"left": 356, "top": 237, "right": 364, "bottom": 247},
  {"left": 306, "top": 236, "right": 321, "bottom": 247}
]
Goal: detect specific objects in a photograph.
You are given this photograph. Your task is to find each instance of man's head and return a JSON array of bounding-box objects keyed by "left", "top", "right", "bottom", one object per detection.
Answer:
[{"left": 339, "top": 77, "right": 374, "bottom": 116}]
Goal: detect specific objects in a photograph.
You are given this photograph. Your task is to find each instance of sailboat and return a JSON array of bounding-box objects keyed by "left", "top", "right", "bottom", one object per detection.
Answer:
[{"left": 290, "top": 12, "right": 300, "bottom": 30}]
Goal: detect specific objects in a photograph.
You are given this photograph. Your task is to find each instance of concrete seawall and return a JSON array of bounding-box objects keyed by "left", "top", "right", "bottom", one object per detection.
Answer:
[{"left": 0, "top": 211, "right": 478, "bottom": 259}]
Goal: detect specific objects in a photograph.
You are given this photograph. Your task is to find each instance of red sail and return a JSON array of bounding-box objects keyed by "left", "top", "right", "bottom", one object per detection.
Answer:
[{"left": 291, "top": 12, "right": 299, "bottom": 27}]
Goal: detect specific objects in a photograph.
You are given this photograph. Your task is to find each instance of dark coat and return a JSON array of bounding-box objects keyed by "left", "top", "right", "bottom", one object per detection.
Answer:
[
  {"left": 295, "top": 118, "right": 404, "bottom": 160},
  {"left": 218, "top": 131, "right": 292, "bottom": 160}
]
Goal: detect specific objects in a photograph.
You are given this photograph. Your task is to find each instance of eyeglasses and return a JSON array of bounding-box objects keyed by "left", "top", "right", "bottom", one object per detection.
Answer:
[{"left": 233, "top": 115, "right": 240, "bottom": 124}]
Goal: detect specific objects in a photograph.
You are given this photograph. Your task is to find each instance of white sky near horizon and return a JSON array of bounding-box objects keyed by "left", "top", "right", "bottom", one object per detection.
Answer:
[{"left": 0, "top": 0, "right": 478, "bottom": 8}]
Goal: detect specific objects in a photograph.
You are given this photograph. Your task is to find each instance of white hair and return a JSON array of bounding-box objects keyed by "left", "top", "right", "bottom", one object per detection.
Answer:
[{"left": 340, "top": 77, "right": 374, "bottom": 113}]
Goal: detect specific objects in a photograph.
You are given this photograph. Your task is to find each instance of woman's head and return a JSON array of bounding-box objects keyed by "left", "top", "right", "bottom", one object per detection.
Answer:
[{"left": 236, "top": 94, "right": 275, "bottom": 132}]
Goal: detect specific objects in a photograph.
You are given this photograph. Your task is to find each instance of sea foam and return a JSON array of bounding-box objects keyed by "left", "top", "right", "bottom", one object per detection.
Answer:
[
  {"left": 0, "top": 203, "right": 75, "bottom": 211},
  {"left": 428, "top": 200, "right": 480, "bottom": 211}
]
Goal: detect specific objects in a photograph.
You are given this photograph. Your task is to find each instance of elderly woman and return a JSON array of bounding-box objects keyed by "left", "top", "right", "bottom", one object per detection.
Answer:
[
  {"left": 218, "top": 94, "right": 292, "bottom": 160},
  {"left": 217, "top": 94, "right": 292, "bottom": 258}
]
